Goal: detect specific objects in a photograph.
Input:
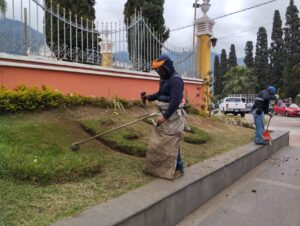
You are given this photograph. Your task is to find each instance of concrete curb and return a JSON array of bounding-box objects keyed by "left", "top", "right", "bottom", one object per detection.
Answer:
[{"left": 53, "top": 131, "right": 289, "bottom": 226}]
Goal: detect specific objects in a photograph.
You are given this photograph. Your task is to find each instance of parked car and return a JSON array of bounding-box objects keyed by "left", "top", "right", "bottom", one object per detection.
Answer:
[
  {"left": 219, "top": 97, "right": 247, "bottom": 117},
  {"left": 273, "top": 103, "right": 300, "bottom": 117}
]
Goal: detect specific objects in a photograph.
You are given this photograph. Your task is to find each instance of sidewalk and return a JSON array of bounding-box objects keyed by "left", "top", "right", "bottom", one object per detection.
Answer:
[
  {"left": 177, "top": 115, "right": 300, "bottom": 226},
  {"left": 177, "top": 145, "right": 300, "bottom": 226}
]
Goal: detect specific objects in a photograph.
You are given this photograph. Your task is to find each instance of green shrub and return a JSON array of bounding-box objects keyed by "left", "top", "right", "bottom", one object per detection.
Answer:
[
  {"left": 0, "top": 86, "right": 64, "bottom": 113},
  {"left": 0, "top": 86, "right": 142, "bottom": 113},
  {"left": 184, "top": 125, "right": 211, "bottom": 144}
]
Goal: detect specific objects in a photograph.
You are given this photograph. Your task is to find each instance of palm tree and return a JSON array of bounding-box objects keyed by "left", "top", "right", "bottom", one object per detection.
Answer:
[
  {"left": 222, "top": 66, "right": 257, "bottom": 96},
  {"left": 0, "top": 0, "right": 7, "bottom": 16}
]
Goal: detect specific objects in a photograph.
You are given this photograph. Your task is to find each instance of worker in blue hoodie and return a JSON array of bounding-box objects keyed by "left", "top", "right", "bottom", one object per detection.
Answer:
[
  {"left": 141, "top": 55, "right": 185, "bottom": 180},
  {"left": 252, "top": 86, "right": 279, "bottom": 145}
]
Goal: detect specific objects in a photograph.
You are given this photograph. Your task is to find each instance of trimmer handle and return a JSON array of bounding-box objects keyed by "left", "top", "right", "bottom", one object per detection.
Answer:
[{"left": 140, "top": 92, "right": 147, "bottom": 104}]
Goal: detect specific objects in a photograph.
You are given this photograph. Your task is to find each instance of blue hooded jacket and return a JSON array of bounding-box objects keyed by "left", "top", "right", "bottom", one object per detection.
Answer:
[
  {"left": 252, "top": 88, "right": 277, "bottom": 114},
  {"left": 147, "top": 55, "right": 184, "bottom": 119}
]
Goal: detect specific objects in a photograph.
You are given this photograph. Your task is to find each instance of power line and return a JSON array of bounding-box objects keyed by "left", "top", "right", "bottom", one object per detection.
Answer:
[
  {"left": 170, "top": 0, "right": 277, "bottom": 32},
  {"left": 217, "top": 22, "right": 273, "bottom": 40},
  {"left": 213, "top": 0, "right": 277, "bottom": 20}
]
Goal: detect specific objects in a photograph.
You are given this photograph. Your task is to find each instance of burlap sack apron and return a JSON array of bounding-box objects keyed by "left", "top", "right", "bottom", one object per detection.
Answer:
[{"left": 145, "top": 101, "right": 186, "bottom": 180}]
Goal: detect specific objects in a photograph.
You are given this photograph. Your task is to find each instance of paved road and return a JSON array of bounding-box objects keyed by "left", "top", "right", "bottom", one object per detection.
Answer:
[
  {"left": 243, "top": 113, "right": 300, "bottom": 147},
  {"left": 268, "top": 115, "right": 300, "bottom": 147},
  {"left": 177, "top": 115, "right": 300, "bottom": 226}
]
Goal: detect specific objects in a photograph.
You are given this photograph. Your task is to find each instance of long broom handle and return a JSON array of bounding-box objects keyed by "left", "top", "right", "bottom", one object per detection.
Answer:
[
  {"left": 72, "top": 112, "right": 159, "bottom": 146},
  {"left": 266, "top": 115, "right": 272, "bottom": 131},
  {"left": 267, "top": 88, "right": 279, "bottom": 130},
  {"left": 267, "top": 87, "right": 278, "bottom": 131}
]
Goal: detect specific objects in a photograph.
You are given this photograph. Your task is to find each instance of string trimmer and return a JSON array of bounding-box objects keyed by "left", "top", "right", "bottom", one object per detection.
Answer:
[
  {"left": 70, "top": 111, "right": 159, "bottom": 151},
  {"left": 141, "top": 92, "right": 156, "bottom": 126}
]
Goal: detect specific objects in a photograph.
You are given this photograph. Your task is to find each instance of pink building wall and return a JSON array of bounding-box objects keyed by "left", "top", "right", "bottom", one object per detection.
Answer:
[{"left": 0, "top": 55, "right": 204, "bottom": 107}]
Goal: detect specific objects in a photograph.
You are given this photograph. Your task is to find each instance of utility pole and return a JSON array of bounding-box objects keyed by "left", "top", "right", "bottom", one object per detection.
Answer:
[
  {"left": 24, "top": 8, "right": 29, "bottom": 54},
  {"left": 192, "top": 0, "right": 200, "bottom": 49},
  {"left": 195, "top": 0, "right": 215, "bottom": 112}
]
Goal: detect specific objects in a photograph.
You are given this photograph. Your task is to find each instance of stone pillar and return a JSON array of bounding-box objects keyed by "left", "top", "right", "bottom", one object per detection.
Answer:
[
  {"left": 195, "top": 0, "right": 215, "bottom": 112},
  {"left": 100, "top": 30, "right": 113, "bottom": 67}
]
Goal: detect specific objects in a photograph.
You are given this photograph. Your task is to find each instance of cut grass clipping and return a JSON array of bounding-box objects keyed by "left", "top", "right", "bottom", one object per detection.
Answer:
[
  {"left": 81, "top": 114, "right": 149, "bottom": 157},
  {"left": 184, "top": 125, "right": 211, "bottom": 144},
  {"left": 0, "top": 116, "right": 103, "bottom": 184}
]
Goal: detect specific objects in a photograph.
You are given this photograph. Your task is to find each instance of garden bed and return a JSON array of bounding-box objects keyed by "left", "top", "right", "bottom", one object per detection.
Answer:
[{"left": 0, "top": 106, "right": 253, "bottom": 226}]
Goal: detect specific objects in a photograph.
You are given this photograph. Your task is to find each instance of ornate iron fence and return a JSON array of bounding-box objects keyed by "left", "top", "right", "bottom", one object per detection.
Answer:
[{"left": 0, "top": 0, "right": 199, "bottom": 78}]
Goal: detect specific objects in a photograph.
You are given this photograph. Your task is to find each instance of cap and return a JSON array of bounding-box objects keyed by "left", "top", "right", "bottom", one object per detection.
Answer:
[
  {"left": 267, "top": 86, "right": 276, "bottom": 94},
  {"left": 152, "top": 54, "right": 172, "bottom": 69}
]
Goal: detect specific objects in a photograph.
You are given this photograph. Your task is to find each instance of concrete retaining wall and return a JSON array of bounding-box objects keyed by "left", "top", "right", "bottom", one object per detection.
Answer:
[{"left": 53, "top": 131, "right": 289, "bottom": 226}]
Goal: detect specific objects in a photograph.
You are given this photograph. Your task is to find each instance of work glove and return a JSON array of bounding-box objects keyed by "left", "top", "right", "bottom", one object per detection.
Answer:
[
  {"left": 156, "top": 115, "right": 166, "bottom": 127},
  {"left": 256, "top": 108, "right": 262, "bottom": 115},
  {"left": 140, "top": 92, "right": 147, "bottom": 104},
  {"left": 275, "top": 94, "right": 279, "bottom": 100}
]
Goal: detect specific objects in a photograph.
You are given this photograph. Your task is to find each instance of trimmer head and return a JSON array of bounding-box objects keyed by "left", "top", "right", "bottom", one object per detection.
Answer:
[{"left": 70, "top": 143, "right": 80, "bottom": 151}]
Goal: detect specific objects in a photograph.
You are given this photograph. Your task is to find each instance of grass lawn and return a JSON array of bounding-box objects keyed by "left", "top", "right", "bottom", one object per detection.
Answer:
[{"left": 0, "top": 106, "right": 253, "bottom": 226}]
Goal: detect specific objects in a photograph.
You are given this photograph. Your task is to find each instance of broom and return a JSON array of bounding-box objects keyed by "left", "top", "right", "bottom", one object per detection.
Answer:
[
  {"left": 263, "top": 115, "right": 272, "bottom": 144},
  {"left": 263, "top": 88, "right": 279, "bottom": 144}
]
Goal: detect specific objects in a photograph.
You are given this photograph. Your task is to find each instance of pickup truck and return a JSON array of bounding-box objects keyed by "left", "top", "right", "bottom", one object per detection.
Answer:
[{"left": 219, "top": 97, "right": 247, "bottom": 117}]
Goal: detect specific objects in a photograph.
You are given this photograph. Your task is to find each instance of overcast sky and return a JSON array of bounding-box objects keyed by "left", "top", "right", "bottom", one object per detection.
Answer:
[
  {"left": 94, "top": 0, "right": 300, "bottom": 57},
  {"left": 4, "top": 0, "right": 300, "bottom": 57}
]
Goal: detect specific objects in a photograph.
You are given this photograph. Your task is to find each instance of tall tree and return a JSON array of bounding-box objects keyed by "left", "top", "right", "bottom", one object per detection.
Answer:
[
  {"left": 244, "top": 41, "right": 254, "bottom": 68},
  {"left": 124, "top": 0, "right": 170, "bottom": 61},
  {"left": 269, "top": 10, "right": 285, "bottom": 92},
  {"left": 219, "top": 49, "right": 228, "bottom": 96},
  {"left": 228, "top": 44, "right": 237, "bottom": 70},
  {"left": 254, "top": 27, "right": 269, "bottom": 91},
  {"left": 45, "top": 0, "right": 98, "bottom": 62},
  {"left": 283, "top": 0, "right": 300, "bottom": 98},
  {"left": 284, "top": 0, "right": 300, "bottom": 55},
  {"left": 213, "top": 55, "right": 220, "bottom": 95},
  {"left": 222, "top": 66, "right": 256, "bottom": 96},
  {"left": 0, "top": 0, "right": 6, "bottom": 16}
]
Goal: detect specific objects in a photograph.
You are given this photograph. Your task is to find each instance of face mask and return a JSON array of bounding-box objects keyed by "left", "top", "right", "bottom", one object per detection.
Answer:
[{"left": 155, "top": 67, "right": 169, "bottom": 79}]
